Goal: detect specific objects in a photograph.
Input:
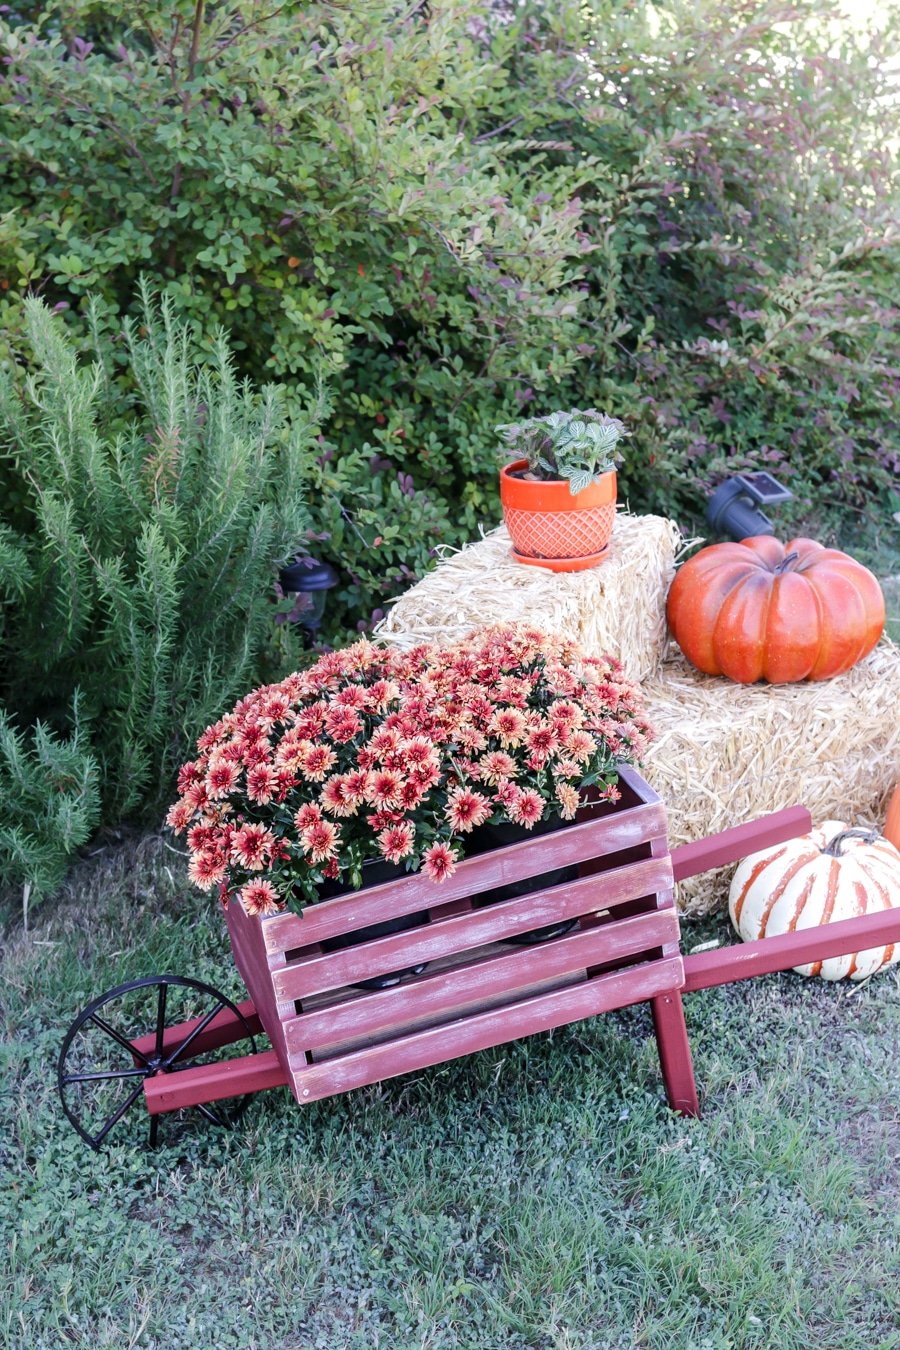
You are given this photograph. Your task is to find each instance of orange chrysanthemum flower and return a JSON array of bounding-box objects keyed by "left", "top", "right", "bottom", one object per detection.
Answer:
[
  {"left": 231, "top": 823, "right": 275, "bottom": 871},
  {"left": 445, "top": 787, "right": 492, "bottom": 833},
  {"left": 242, "top": 879, "right": 282, "bottom": 916},
  {"left": 302, "top": 819, "right": 340, "bottom": 863},
  {"left": 422, "top": 841, "right": 457, "bottom": 882},
  {"left": 377, "top": 821, "right": 415, "bottom": 864}
]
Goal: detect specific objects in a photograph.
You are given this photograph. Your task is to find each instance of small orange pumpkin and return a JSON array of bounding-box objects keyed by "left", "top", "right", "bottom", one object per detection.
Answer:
[
  {"left": 886, "top": 781, "right": 900, "bottom": 851},
  {"left": 667, "top": 535, "right": 884, "bottom": 683}
]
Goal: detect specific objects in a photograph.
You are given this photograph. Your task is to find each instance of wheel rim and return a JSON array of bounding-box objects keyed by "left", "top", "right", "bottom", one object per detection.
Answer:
[{"left": 57, "top": 975, "right": 257, "bottom": 1150}]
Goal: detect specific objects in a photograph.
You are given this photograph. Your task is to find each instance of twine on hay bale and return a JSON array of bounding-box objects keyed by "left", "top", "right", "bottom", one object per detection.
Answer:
[
  {"left": 642, "top": 642, "right": 900, "bottom": 916},
  {"left": 376, "top": 512, "right": 683, "bottom": 683}
]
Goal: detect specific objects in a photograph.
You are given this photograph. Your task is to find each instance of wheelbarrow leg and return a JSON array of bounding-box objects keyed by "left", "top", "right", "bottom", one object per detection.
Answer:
[
  {"left": 652, "top": 802, "right": 813, "bottom": 1119},
  {"left": 651, "top": 991, "right": 699, "bottom": 1117}
]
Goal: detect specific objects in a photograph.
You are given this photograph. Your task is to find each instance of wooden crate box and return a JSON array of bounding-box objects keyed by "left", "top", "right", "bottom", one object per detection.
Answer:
[{"left": 222, "top": 768, "right": 693, "bottom": 1107}]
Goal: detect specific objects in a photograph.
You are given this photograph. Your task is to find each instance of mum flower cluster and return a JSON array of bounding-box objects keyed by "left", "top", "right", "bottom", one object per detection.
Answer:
[{"left": 167, "top": 624, "right": 653, "bottom": 916}]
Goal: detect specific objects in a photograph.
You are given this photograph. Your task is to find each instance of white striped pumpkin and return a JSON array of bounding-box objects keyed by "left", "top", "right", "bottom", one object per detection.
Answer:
[{"left": 728, "top": 822, "right": 900, "bottom": 981}]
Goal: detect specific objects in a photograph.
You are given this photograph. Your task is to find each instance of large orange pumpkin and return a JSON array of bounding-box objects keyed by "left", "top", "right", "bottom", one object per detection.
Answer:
[
  {"left": 886, "top": 782, "right": 900, "bottom": 851},
  {"left": 667, "top": 535, "right": 884, "bottom": 683}
]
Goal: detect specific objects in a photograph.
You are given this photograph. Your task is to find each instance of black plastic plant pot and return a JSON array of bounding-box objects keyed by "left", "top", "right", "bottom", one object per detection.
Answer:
[
  {"left": 318, "top": 858, "right": 430, "bottom": 990},
  {"left": 467, "top": 813, "right": 580, "bottom": 944}
]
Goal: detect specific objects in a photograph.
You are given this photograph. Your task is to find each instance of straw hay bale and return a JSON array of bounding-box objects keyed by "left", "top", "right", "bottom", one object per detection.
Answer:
[
  {"left": 378, "top": 510, "right": 900, "bottom": 918},
  {"left": 376, "top": 513, "right": 682, "bottom": 683},
  {"left": 642, "top": 643, "right": 900, "bottom": 916}
]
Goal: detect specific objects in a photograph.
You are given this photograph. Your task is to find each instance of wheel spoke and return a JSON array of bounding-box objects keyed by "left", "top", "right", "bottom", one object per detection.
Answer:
[
  {"left": 91, "top": 1081, "right": 147, "bottom": 1146},
  {"left": 153, "top": 988, "right": 167, "bottom": 1058},
  {"left": 155, "top": 982, "right": 168, "bottom": 1060},
  {"left": 196, "top": 1095, "right": 250, "bottom": 1128},
  {"left": 63, "top": 1068, "right": 148, "bottom": 1084},
  {"left": 195, "top": 1102, "right": 227, "bottom": 1128},
  {"left": 89, "top": 1012, "right": 152, "bottom": 1067},
  {"left": 163, "top": 1000, "right": 227, "bottom": 1069}
]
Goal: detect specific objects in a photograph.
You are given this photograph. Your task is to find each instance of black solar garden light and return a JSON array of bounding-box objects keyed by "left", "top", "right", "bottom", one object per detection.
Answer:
[
  {"left": 706, "top": 472, "right": 793, "bottom": 541},
  {"left": 278, "top": 557, "right": 340, "bottom": 640}
]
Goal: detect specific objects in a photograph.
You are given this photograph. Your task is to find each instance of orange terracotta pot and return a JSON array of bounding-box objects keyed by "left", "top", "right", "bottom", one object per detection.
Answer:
[
  {"left": 499, "top": 460, "right": 617, "bottom": 572},
  {"left": 886, "top": 780, "right": 900, "bottom": 851}
]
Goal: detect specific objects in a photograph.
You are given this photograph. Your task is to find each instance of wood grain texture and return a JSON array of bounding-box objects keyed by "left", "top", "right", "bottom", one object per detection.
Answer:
[
  {"left": 272, "top": 854, "right": 674, "bottom": 1001},
  {"left": 303, "top": 970, "right": 589, "bottom": 1063},
  {"left": 143, "top": 1050, "right": 288, "bottom": 1115},
  {"left": 670, "top": 805, "right": 812, "bottom": 883},
  {"left": 682, "top": 907, "right": 900, "bottom": 991},
  {"left": 283, "top": 909, "right": 681, "bottom": 1056},
  {"left": 262, "top": 801, "right": 667, "bottom": 954},
  {"left": 288, "top": 956, "right": 684, "bottom": 1103}
]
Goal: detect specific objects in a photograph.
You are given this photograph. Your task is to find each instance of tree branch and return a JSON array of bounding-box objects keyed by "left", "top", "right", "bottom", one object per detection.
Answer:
[{"left": 168, "top": 0, "right": 207, "bottom": 266}]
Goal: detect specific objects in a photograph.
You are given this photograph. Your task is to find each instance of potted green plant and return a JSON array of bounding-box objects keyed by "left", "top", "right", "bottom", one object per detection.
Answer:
[{"left": 496, "top": 410, "right": 627, "bottom": 571}]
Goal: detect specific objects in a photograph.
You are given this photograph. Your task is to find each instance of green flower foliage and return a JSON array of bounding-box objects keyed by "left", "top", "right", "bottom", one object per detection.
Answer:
[{"left": 0, "top": 288, "right": 316, "bottom": 860}]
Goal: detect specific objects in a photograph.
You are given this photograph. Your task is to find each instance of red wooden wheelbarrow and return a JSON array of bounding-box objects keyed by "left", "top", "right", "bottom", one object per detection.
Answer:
[{"left": 57, "top": 770, "right": 900, "bottom": 1148}]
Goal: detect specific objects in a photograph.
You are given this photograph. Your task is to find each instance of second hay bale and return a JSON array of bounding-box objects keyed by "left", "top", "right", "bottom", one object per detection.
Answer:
[{"left": 641, "top": 644, "right": 900, "bottom": 915}]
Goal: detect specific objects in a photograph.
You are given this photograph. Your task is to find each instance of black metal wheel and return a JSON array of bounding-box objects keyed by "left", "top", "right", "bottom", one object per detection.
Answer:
[{"left": 57, "top": 974, "right": 257, "bottom": 1150}]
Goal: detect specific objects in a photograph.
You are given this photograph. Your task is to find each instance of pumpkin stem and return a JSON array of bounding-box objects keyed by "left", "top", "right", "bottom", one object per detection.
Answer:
[
  {"left": 821, "top": 827, "right": 881, "bottom": 858},
  {"left": 773, "top": 550, "right": 801, "bottom": 575}
]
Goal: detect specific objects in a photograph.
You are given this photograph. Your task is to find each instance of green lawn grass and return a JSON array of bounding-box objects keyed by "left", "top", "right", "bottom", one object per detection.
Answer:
[{"left": 2, "top": 838, "right": 899, "bottom": 1350}]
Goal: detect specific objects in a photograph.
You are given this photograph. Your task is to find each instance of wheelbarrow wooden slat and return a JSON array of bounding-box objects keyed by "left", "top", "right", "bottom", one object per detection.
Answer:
[
  {"left": 130, "top": 1000, "right": 262, "bottom": 1061},
  {"left": 259, "top": 794, "right": 668, "bottom": 954},
  {"left": 144, "top": 1049, "right": 289, "bottom": 1115},
  {"left": 270, "top": 854, "right": 674, "bottom": 1002},
  {"left": 284, "top": 908, "right": 681, "bottom": 1056},
  {"left": 669, "top": 805, "right": 813, "bottom": 883},
  {"left": 682, "top": 907, "right": 900, "bottom": 992},
  {"left": 288, "top": 955, "right": 685, "bottom": 1105}
]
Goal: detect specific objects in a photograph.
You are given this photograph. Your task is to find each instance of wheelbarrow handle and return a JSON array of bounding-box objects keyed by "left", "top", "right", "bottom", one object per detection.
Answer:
[
  {"left": 683, "top": 908, "right": 900, "bottom": 992},
  {"left": 669, "top": 805, "right": 812, "bottom": 883}
]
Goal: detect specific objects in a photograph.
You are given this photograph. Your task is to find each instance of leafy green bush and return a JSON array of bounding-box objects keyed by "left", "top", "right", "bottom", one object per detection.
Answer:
[
  {"left": 305, "top": 444, "right": 455, "bottom": 634},
  {"left": 0, "top": 288, "right": 315, "bottom": 862},
  {"left": 0, "top": 0, "right": 592, "bottom": 539},
  {"left": 1, "top": 0, "right": 899, "bottom": 615},
  {"left": 557, "top": 2, "right": 900, "bottom": 559}
]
